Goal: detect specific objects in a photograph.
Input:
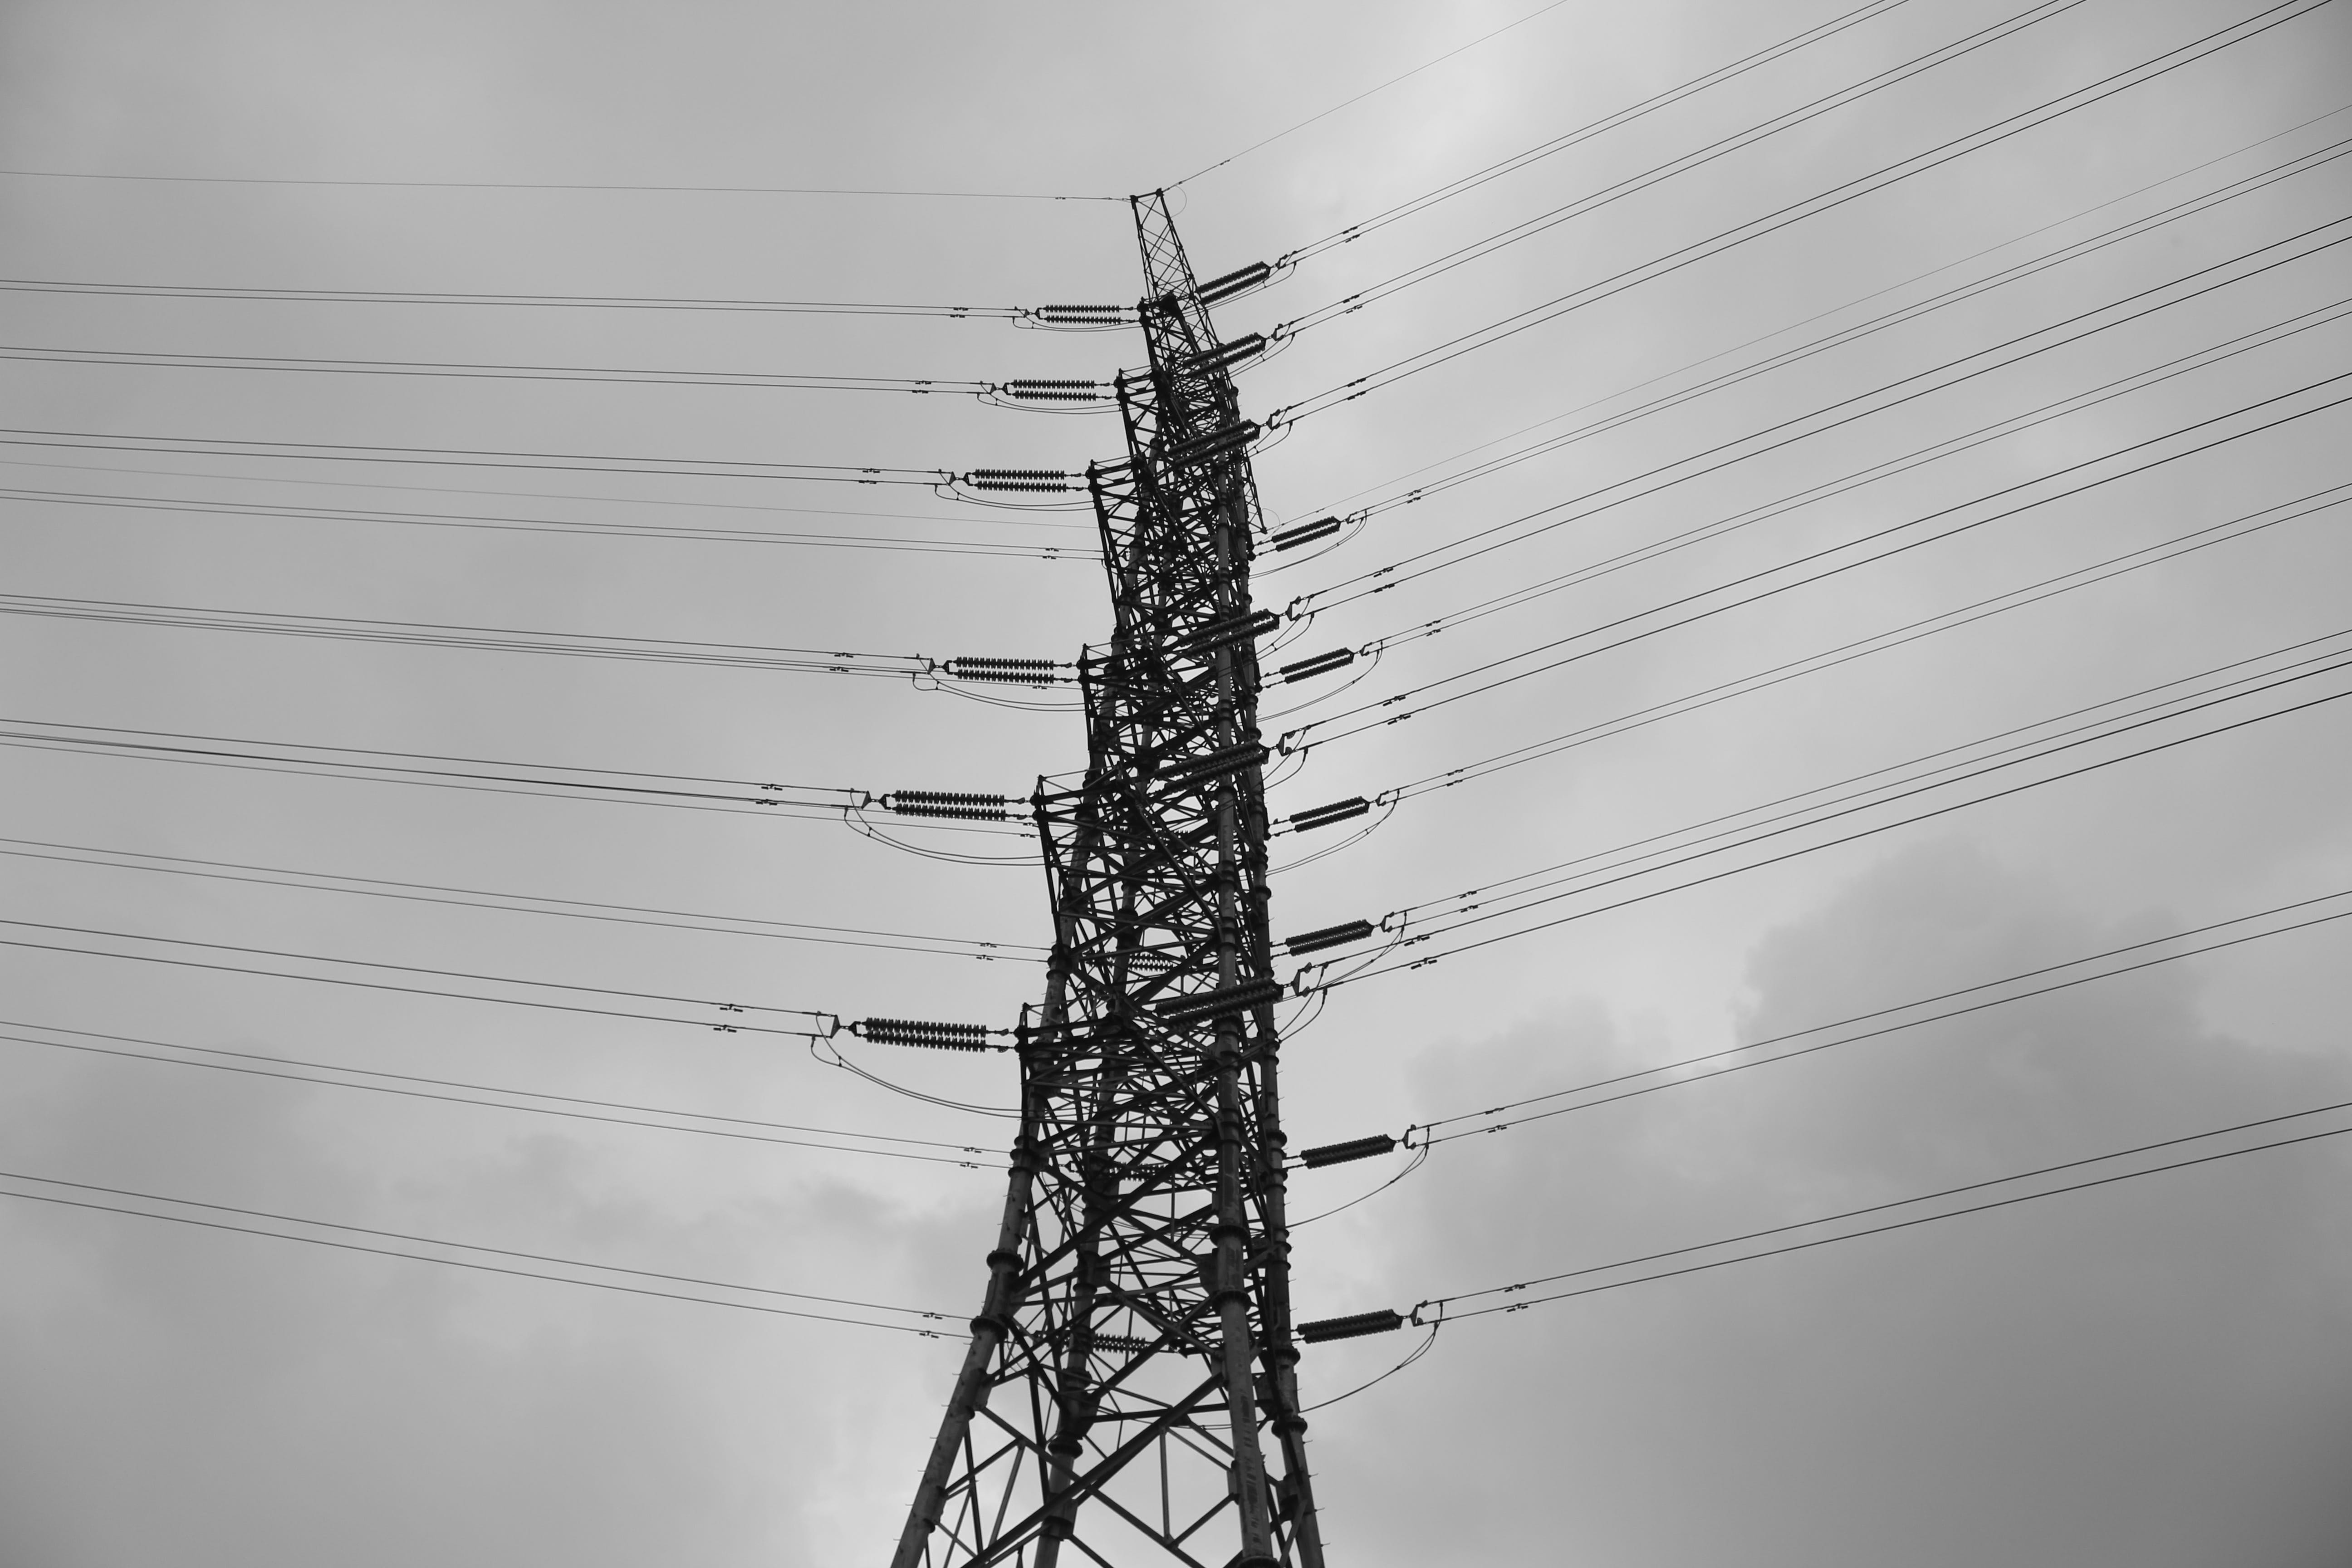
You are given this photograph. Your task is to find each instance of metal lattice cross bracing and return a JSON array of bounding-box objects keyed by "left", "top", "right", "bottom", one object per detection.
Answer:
[{"left": 892, "top": 192, "right": 1325, "bottom": 1568}]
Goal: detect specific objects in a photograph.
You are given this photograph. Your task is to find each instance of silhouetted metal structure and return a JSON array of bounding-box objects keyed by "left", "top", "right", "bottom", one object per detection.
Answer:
[{"left": 893, "top": 192, "right": 1323, "bottom": 1568}]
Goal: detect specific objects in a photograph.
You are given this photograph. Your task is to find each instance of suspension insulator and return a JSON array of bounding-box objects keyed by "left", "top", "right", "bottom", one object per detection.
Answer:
[
  {"left": 1032, "top": 303, "right": 1130, "bottom": 326},
  {"left": 967, "top": 468, "right": 1077, "bottom": 493},
  {"left": 1166, "top": 740, "right": 1268, "bottom": 784},
  {"left": 1181, "top": 608, "right": 1280, "bottom": 655},
  {"left": 856, "top": 1017, "right": 995, "bottom": 1050},
  {"left": 1279, "top": 647, "right": 1356, "bottom": 683},
  {"left": 1197, "top": 260, "right": 1273, "bottom": 305},
  {"left": 1290, "top": 796, "right": 1371, "bottom": 833},
  {"left": 1083, "top": 1332, "right": 1158, "bottom": 1354},
  {"left": 888, "top": 790, "right": 1012, "bottom": 822},
  {"left": 1298, "top": 1308, "right": 1404, "bottom": 1343},
  {"left": 1284, "top": 919, "right": 1375, "bottom": 957},
  {"left": 1299, "top": 1134, "right": 1398, "bottom": 1169},
  {"left": 1153, "top": 976, "right": 1285, "bottom": 1024},
  {"left": 1189, "top": 333, "right": 1267, "bottom": 373},
  {"left": 1164, "top": 419, "right": 1259, "bottom": 467},
  {"left": 1271, "top": 516, "right": 1343, "bottom": 551},
  {"left": 1004, "top": 379, "right": 1106, "bottom": 402},
  {"left": 945, "top": 656, "right": 1059, "bottom": 686}
]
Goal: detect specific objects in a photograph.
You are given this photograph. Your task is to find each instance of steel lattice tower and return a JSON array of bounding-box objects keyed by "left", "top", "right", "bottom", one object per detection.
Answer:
[{"left": 892, "top": 192, "right": 1324, "bottom": 1568}]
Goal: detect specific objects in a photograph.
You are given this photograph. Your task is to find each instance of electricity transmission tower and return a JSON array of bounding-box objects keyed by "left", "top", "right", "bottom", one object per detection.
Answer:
[{"left": 892, "top": 192, "right": 1328, "bottom": 1568}]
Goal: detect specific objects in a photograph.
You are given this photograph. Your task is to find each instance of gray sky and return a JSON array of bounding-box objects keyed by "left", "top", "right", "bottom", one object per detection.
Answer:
[{"left": 2, "top": 2, "right": 2348, "bottom": 1564}]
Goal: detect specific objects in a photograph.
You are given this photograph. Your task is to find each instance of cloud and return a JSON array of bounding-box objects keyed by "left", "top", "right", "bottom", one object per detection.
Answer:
[
  {"left": 1301, "top": 839, "right": 2352, "bottom": 1568},
  {"left": 0, "top": 1051, "right": 981, "bottom": 1567}
]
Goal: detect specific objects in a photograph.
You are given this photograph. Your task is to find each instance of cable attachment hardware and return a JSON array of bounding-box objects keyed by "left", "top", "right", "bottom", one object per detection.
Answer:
[
  {"left": 884, "top": 790, "right": 1012, "bottom": 822},
  {"left": 1163, "top": 419, "right": 1259, "bottom": 468},
  {"left": 1270, "top": 515, "right": 1343, "bottom": 551},
  {"left": 1196, "top": 260, "right": 1274, "bottom": 306},
  {"left": 1186, "top": 333, "right": 1267, "bottom": 374},
  {"left": 1000, "top": 379, "right": 1109, "bottom": 404},
  {"left": 944, "top": 656, "right": 1062, "bottom": 686},
  {"left": 964, "top": 468, "right": 1081, "bottom": 493},
  {"left": 1289, "top": 796, "right": 1370, "bottom": 833},
  {"left": 1023, "top": 303, "right": 1136, "bottom": 329},
  {"left": 1278, "top": 647, "right": 1355, "bottom": 683},
  {"left": 1180, "top": 608, "right": 1280, "bottom": 657},
  {"left": 1297, "top": 1308, "right": 1404, "bottom": 1344},
  {"left": 1165, "top": 740, "right": 1268, "bottom": 786},
  {"left": 1152, "top": 976, "right": 1285, "bottom": 1025},
  {"left": 852, "top": 1017, "right": 999, "bottom": 1051},
  {"left": 1283, "top": 919, "right": 1375, "bottom": 957},
  {"left": 1298, "top": 1134, "right": 1397, "bottom": 1169}
]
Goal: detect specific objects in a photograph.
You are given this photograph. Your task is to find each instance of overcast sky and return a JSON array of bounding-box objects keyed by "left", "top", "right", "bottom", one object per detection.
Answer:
[{"left": 3, "top": 2, "right": 2349, "bottom": 1564}]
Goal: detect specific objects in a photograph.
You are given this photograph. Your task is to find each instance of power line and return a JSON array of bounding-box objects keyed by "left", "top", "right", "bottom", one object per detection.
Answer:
[
  {"left": 0, "top": 454, "right": 1098, "bottom": 531},
  {"left": 1268, "top": 0, "right": 1918, "bottom": 257},
  {"left": 0, "top": 716, "right": 861, "bottom": 799},
  {"left": 0, "top": 916, "right": 844, "bottom": 1039},
  {"left": 1288, "top": 636, "right": 2352, "bottom": 974},
  {"left": 1171, "top": 0, "right": 1585, "bottom": 186},
  {"left": 0, "top": 343, "right": 1128, "bottom": 411},
  {"left": 0, "top": 278, "right": 1133, "bottom": 326},
  {"left": 0, "top": 167, "right": 1115, "bottom": 201},
  {"left": 1283, "top": 373, "right": 2352, "bottom": 752},
  {"left": 0, "top": 426, "right": 997, "bottom": 490},
  {"left": 1352, "top": 629, "right": 2352, "bottom": 923},
  {"left": 0, "top": 1170, "right": 957, "bottom": 1334},
  {"left": 1372, "top": 648, "right": 2352, "bottom": 939},
  {"left": 1306, "top": 279, "right": 2352, "bottom": 653},
  {"left": 1419, "top": 1100, "right": 2352, "bottom": 1321},
  {"left": 1317, "top": 667, "right": 2352, "bottom": 988},
  {"left": 0, "top": 593, "right": 945, "bottom": 679},
  {"left": 0, "top": 717, "right": 1033, "bottom": 833},
  {"left": 0, "top": 1018, "right": 997, "bottom": 1163},
  {"left": 0, "top": 834, "right": 1045, "bottom": 962},
  {"left": 1266, "top": 1, "right": 2325, "bottom": 426},
  {"left": 0, "top": 483, "right": 1093, "bottom": 561},
  {"left": 1274, "top": 0, "right": 2086, "bottom": 333},
  {"left": 1413, "top": 891, "right": 2352, "bottom": 1143},
  {"left": 1368, "top": 489, "right": 2347, "bottom": 807},
  {"left": 1290, "top": 142, "right": 2352, "bottom": 562}
]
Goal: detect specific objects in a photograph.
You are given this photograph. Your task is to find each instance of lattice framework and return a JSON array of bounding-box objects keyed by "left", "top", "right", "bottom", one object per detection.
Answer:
[{"left": 891, "top": 192, "right": 1323, "bottom": 1568}]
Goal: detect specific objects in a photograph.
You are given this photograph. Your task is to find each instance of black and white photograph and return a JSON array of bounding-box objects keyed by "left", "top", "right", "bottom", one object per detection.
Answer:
[{"left": 2, "top": 2, "right": 2348, "bottom": 1563}]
